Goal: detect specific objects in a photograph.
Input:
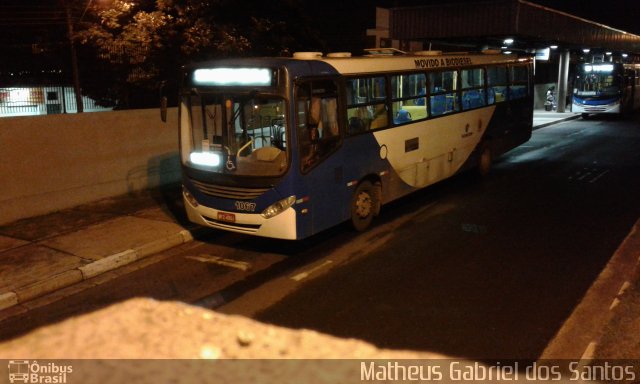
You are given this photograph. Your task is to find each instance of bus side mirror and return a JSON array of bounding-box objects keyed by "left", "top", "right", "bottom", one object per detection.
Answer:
[{"left": 160, "top": 96, "right": 168, "bottom": 122}]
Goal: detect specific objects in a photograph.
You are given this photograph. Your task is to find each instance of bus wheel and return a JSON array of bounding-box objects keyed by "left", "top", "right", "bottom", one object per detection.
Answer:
[
  {"left": 581, "top": 113, "right": 590, "bottom": 119},
  {"left": 351, "top": 180, "right": 376, "bottom": 231},
  {"left": 477, "top": 145, "right": 492, "bottom": 176}
]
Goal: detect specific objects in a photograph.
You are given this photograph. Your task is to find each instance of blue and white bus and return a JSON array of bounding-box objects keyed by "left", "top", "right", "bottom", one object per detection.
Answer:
[
  {"left": 177, "top": 50, "right": 533, "bottom": 240},
  {"left": 572, "top": 62, "right": 640, "bottom": 118}
]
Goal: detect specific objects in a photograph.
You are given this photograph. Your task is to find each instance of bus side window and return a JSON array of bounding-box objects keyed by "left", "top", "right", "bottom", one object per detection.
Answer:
[
  {"left": 429, "top": 70, "right": 459, "bottom": 115},
  {"left": 487, "top": 66, "right": 508, "bottom": 103},
  {"left": 297, "top": 79, "right": 342, "bottom": 172},
  {"left": 391, "top": 72, "right": 427, "bottom": 125},
  {"left": 346, "top": 76, "right": 388, "bottom": 134},
  {"left": 509, "top": 65, "right": 529, "bottom": 100},
  {"left": 461, "top": 68, "right": 486, "bottom": 110}
]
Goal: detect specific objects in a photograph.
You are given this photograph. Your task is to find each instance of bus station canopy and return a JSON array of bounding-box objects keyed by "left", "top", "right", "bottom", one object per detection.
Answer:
[{"left": 389, "top": 0, "right": 640, "bottom": 55}]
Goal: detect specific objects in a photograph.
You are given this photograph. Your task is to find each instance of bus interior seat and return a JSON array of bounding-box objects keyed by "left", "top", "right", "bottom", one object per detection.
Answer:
[
  {"left": 463, "top": 90, "right": 485, "bottom": 109},
  {"left": 348, "top": 117, "right": 366, "bottom": 134},
  {"left": 431, "top": 95, "right": 446, "bottom": 115},
  {"left": 369, "top": 105, "right": 388, "bottom": 129},
  {"left": 510, "top": 87, "right": 526, "bottom": 99},
  {"left": 487, "top": 88, "right": 496, "bottom": 104},
  {"left": 251, "top": 146, "right": 283, "bottom": 162},
  {"left": 394, "top": 109, "right": 412, "bottom": 124}
]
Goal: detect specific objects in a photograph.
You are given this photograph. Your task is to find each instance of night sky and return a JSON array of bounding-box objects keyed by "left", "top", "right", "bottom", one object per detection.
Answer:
[{"left": 0, "top": 0, "right": 639, "bottom": 50}]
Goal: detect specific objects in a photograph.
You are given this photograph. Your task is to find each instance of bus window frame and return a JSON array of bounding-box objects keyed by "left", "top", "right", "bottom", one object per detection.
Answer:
[
  {"left": 345, "top": 75, "right": 390, "bottom": 135},
  {"left": 428, "top": 69, "right": 460, "bottom": 116},
  {"left": 341, "top": 61, "right": 532, "bottom": 133},
  {"left": 390, "top": 72, "right": 429, "bottom": 126},
  {"left": 508, "top": 64, "right": 530, "bottom": 100},
  {"left": 486, "top": 65, "right": 509, "bottom": 104},
  {"left": 461, "top": 66, "right": 487, "bottom": 111}
]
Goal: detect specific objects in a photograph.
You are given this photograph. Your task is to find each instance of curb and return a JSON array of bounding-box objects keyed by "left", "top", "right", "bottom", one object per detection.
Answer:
[
  {"left": 532, "top": 114, "right": 580, "bottom": 130},
  {"left": 539, "top": 218, "right": 640, "bottom": 360},
  {"left": 0, "top": 228, "right": 199, "bottom": 312}
]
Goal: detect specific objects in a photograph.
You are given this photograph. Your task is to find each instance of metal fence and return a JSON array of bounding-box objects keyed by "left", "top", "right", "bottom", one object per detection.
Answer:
[{"left": 0, "top": 85, "right": 111, "bottom": 118}]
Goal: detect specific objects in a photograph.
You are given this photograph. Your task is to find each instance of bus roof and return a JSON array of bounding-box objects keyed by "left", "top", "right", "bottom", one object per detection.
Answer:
[
  {"left": 313, "top": 52, "right": 531, "bottom": 75},
  {"left": 185, "top": 52, "right": 531, "bottom": 83}
]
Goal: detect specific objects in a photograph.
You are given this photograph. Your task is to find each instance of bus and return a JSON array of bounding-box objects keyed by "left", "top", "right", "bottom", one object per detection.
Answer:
[
  {"left": 176, "top": 50, "right": 533, "bottom": 240},
  {"left": 572, "top": 62, "right": 640, "bottom": 118}
]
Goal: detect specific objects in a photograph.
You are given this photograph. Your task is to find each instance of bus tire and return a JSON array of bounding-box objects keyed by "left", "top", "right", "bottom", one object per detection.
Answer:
[
  {"left": 351, "top": 180, "right": 377, "bottom": 232},
  {"left": 477, "top": 144, "right": 492, "bottom": 176}
]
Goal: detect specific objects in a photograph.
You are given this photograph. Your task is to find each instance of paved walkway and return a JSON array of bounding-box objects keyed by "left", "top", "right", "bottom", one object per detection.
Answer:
[
  {"left": 532, "top": 109, "right": 579, "bottom": 129},
  {"left": 2, "top": 108, "right": 630, "bottom": 361},
  {"left": 0, "top": 187, "right": 196, "bottom": 315}
]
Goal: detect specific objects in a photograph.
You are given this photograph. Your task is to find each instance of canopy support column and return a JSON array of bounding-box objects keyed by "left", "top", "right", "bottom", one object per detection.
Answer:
[{"left": 556, "top": 50, "right": 570, "bottom": 112}]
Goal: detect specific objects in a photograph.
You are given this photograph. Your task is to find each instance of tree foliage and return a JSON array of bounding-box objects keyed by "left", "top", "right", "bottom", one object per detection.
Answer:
[{"left": 73, "top": 0, "right": 323, "bottom": 108}]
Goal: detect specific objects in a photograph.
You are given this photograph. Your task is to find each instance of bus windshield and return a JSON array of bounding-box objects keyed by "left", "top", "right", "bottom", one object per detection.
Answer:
[
  {"left": 574, "top": 65, "right": 621, "bottom": 97},
  {"left": 181, "top": 93, "right": 288, "bottom": 177}
]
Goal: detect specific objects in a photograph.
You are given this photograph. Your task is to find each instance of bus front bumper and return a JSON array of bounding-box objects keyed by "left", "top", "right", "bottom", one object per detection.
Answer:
[
  {"left": 183, "top": 195, "right": 298, "bottom": 240},
  {"left": 573, "top": 101, "right": 620, "bottom": 114}
]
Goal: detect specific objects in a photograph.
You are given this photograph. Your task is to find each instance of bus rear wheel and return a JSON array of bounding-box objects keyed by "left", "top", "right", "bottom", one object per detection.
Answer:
[{"left": 351, "top": 180, "right": 378, "bottom": 232}]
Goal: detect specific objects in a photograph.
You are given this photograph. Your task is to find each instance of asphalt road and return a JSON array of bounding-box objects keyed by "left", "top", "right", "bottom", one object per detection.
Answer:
[
  {"left": 2, "top": 114, "right": 640, "bottom": 362},
  {"left": 221, "top": 114, "right": 640, "bottom": 360}
]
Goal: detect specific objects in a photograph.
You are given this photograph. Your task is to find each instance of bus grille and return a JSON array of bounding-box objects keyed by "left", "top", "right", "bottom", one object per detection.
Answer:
[
  {"left": 189, "top": 179, "right": 269, "bottom": 200},
  {"left": 584, "top": 106, "right": 608, "bottom": 112}
]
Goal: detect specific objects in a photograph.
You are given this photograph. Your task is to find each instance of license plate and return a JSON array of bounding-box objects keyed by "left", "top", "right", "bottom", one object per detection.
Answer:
[{"left": 217, "top": 212, "right": 236, "bottom": 223}]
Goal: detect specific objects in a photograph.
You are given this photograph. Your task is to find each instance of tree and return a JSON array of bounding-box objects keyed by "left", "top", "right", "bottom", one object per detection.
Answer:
[{"left": 74, "top": 0, "right": 323, "bottom": 108}]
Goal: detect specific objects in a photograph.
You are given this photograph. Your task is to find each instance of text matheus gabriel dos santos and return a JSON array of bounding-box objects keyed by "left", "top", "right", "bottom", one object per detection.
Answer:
[{"left": 360, "top": 361, "right": 637, "bottom": 382}]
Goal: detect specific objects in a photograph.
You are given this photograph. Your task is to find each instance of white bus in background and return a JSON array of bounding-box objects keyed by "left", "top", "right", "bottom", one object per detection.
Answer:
[{"left": 573, "top": 62, "right": 640, "bottom": 118}]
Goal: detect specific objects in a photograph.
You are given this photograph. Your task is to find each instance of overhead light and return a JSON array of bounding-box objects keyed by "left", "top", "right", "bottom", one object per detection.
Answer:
[
  {"left": 550, "top": 45, "right": 558, "bottom": 49},
  {"left": 622, "top": 53, "right": 628, "bottom": 58},
  {"left": 503, "top": 38, "right": 514, "bottom": 45},
  {"left": 582, "top": 48, "right": 590, "bottom": 53},
  {"left": 605, "top": 52, "right": 612, "bottom": 55},
  {"left": 503, "top": 51, "right": 512, "bottom": 55}
]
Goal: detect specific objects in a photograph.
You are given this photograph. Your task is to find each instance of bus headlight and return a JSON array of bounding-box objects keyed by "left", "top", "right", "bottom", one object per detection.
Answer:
[{"left": 261, "top": 196, "right": 296, "bottom": 219}]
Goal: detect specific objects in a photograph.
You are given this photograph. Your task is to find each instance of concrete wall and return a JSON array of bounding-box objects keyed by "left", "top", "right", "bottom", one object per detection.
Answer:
[{"left": 0, "top": 108, "right": 180, "bottom": 225}]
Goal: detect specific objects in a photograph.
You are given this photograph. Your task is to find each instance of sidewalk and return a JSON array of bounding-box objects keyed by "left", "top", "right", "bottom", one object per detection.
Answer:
[
  {"left": 532, "top": 109, "right": 579, "bottom": 129},
  {"left": 0, "top": 184, "right": 198, "bottom": 314},
  {"left": 1, "top": 109, "right": 635, "bottom": 362}
]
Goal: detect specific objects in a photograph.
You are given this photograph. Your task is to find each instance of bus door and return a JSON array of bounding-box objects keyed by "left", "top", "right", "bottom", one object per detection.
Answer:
[
  {"left": 623, "top": 69, "right": 635, "bottom": 112},
  {"left": 295, "top": 78, "right": 347, "bottom": 234}
]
